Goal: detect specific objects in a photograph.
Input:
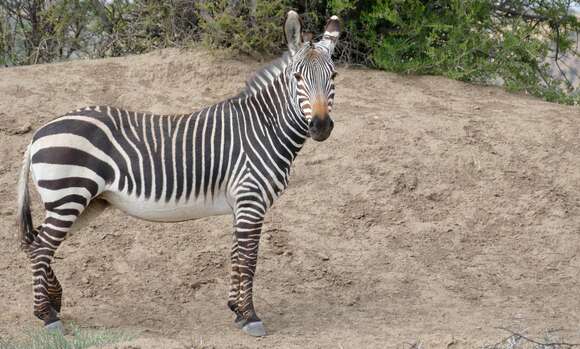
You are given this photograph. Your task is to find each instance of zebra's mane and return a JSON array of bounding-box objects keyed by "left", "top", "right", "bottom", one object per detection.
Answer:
[{"left": 240, "top": 52, "right": 291, "bottom": 97}]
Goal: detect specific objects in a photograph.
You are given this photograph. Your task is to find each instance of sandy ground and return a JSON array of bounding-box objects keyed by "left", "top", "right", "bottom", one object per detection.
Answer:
[{"left": 0, "top": 48, "right": 579, "bottom": 348}]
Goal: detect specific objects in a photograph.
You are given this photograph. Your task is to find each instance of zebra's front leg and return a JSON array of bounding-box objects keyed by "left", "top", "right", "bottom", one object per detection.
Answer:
[
  {"left": 227, "top": 233, "right": 244, "bottom": 327},
  {"left": 231, "top": 210, "right": 266, "bottom": 336}
]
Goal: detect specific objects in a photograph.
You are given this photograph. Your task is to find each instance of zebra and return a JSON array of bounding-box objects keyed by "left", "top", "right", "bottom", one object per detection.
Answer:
[{"left": 16, "top": 11, "right": 340, "bottom": 337}]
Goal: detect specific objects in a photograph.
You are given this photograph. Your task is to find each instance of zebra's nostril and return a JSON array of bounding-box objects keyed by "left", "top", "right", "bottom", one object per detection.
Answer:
[{"left": 312, "top": 118, "right": 323, "bottom": 129}]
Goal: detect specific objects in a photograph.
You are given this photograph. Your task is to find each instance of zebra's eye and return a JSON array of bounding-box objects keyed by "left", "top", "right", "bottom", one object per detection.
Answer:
[{"left": 294, "top": 73, "right": 303, "bottom": 81}]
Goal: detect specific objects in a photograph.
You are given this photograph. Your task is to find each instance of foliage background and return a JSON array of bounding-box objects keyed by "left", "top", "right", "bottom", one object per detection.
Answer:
[{"left": 1, "top": 0, "right": 579, "bottom": 104}]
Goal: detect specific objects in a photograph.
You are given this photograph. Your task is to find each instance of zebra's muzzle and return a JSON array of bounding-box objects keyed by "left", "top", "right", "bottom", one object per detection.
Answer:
[{"left": 308, "top": 115, "right": 334, "bottom": 142}]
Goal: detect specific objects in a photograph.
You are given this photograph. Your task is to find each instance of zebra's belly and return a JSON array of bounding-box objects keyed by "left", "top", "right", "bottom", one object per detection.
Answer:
[{"left": 100, "top": 191, "right": 233, "bottom": 222}]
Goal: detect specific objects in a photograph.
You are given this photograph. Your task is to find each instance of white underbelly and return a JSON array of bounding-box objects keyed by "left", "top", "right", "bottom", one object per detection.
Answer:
[{"left": 100, "top": 191, "right": 233, "bottom": 222}]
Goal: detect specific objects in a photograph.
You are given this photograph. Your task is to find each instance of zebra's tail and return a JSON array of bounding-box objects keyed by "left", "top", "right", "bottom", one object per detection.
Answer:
[{"left": 17, "top": 144, "right": 35, "bottom": 250}]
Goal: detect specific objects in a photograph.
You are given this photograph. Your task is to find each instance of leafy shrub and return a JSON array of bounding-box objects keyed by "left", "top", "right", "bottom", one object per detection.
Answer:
[
  {"left": 0, "top": 0, "right": 92, "bottom": 65},
  {"left": 1, "top": 0, "right": 578, "bottom": 104},
  {"left": 99, "top": 0, "right": 200, "bottom": 57},
  {"left": 199, "top": 0, "right": 289, "bottom": 58},
  {"left": 328, "top": 0, "right": 580, "bottom": 104}
]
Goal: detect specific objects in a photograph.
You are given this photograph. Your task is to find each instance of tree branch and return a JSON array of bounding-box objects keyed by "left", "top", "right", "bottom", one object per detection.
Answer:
[{"left": 496, "top": 327, "right": 580, "bottom": 348}]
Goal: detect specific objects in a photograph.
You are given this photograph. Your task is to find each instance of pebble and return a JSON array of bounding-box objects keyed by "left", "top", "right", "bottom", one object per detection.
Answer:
[{"left": 7, "top": 123, "right": 32, "bottom": 135}]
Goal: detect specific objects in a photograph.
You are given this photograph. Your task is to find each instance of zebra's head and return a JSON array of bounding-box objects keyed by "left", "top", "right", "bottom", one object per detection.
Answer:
[{"left": 285, "top": 11, "right": 340, "bottom": 142}]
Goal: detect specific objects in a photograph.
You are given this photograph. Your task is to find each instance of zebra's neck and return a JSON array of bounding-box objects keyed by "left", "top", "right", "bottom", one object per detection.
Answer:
[
  {"left": 239, "top": 52, "right": 309, "bottom": 142},
  {"left": 229, "top": 56, "right": 310, "bottom": 197}
]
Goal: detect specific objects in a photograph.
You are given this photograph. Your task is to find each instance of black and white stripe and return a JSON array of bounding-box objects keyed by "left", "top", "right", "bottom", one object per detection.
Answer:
[{"left": 16, "top": 11, "right": 340, "bottom": 337}]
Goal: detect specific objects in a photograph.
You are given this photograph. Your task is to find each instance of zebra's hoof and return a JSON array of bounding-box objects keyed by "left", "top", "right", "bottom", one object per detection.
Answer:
[
  {"left": 45, "top": 320, "right": 64, "bottom": 333},
  {"left": 234, "top": 316, "right": 246, "bottom": 329},
  {"left": 242, "top": 321, "right": 266, "bottom": 337}
]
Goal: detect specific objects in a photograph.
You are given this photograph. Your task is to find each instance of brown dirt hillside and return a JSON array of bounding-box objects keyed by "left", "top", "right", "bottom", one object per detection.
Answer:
[{"left": 1, "top": 48, "right": 579, "bottom": 349}]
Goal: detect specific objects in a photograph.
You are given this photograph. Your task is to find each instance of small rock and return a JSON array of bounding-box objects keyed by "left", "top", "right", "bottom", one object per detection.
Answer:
[
  {"left": 392, "top": 172, "right": 418, "bottom": 194},
  {"left": 347, "top": 296, "right": 360, "bottom": 306},
  {"left": 9, "top": 123, "right": 32, "bottom": 135},
  {"left": 320, "top": 254, "right": 330, "bottom": 261},
  {"left": 426, "top": 191, "right": 443, "bottom": 202},
  {"left": 446, "top": 335, "right": 457, "bottom": 348}
]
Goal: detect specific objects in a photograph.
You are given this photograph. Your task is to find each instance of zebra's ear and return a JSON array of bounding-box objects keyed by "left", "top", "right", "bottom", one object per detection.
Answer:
[
  {"left": 321, "top": 15, "right": 341, "bottom": 55},
  {"left": 285, "top": 10, "right": 302, "bottom": 56}
]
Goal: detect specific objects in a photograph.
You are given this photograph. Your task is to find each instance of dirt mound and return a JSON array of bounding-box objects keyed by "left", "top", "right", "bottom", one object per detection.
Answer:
[{"left": 1, "top": 48, "right": 579, "bottom": 348}]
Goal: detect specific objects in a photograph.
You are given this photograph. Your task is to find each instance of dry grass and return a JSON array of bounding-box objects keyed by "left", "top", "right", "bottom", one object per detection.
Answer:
[{"left": 0, "top": 325, "right": 132, "bottom": 349}]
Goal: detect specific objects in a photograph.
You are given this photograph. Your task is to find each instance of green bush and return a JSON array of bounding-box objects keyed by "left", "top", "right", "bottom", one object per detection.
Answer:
[
  {"left": 328, "top": 0, "right": 580, "bottom": 104},
  {"left": 199, "top": 0, "right": 289, "bottom": 58},
  {"left": 103, "top": 1, "right": 182, "bottom": 56},
  {"left": 1, "top": 0, "right": 578, "bottom": 104}
]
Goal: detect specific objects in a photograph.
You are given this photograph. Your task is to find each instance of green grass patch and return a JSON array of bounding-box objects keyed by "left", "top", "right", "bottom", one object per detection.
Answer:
[{"left": 0, "top": 325, "right": 133, "bottom": 349}]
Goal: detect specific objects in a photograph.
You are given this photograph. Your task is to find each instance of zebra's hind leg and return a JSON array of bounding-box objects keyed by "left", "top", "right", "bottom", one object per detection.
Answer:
[
  {"left": 46, "top": 267, "right": 63, "bottom": 313},
  {"left": 29, "top": 210, "right": 81, "bottom": 332},
  {"left": 29, "top": 224, "right": 64, "bottom": 314},
  {"left": 30, "top": 199, "right": 107, "bottom": 332}
]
